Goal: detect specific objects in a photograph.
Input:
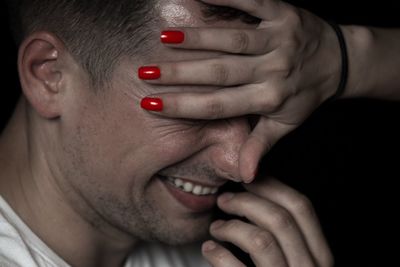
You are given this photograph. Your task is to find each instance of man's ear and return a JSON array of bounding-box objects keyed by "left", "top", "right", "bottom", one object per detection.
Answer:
[{"left": 18, "top": 31, "right": 68, "bottom": 118}]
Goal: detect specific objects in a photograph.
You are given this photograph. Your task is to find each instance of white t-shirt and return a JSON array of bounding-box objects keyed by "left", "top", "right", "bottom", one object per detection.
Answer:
[{"left": 0, "top": 196, "right": 210, "bottom": 267}]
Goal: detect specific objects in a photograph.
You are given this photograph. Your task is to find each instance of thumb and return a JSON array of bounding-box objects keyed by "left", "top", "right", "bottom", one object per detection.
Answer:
[{"left": 239, "top": 117, "right": 295, "bottom": 182}]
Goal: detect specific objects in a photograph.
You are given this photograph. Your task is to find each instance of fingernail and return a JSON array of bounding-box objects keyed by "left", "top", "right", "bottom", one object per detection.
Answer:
[
  {"left": 218, "top": 192, "right": 234, "bottom": 203},
  {"left": 243, "top": 176, "right": 254, "bottom": 184},
  {"left": 161, "top": 30, "right": 185, "bottom": 44},
  {"left": 243, "top": 166, "right": 258, "bottom": 184},
  {"left": 140, "top": 97, "right": 163, "bottom": 112},
  {"left": 210, "top": 220, "right": 225, "bottom": 230},
  {"left": 202, "top": 240, "right": 217, "bottom": 252},
  {"left": 138, "top": 66, "right": 161, "bottom": 80}
]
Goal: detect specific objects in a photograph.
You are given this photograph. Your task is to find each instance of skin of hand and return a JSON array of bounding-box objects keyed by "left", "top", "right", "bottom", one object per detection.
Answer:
[
  {"left": 138, "top": 0, "right": 343, "bottom": 182},
  {"left": 201, "top": 178, "right": 334, "bottom": 267}
]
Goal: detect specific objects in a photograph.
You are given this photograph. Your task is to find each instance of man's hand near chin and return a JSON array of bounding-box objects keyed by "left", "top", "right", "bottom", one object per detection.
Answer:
[{"left": 202, "top": 178, "right": 333, "bottom": 267}]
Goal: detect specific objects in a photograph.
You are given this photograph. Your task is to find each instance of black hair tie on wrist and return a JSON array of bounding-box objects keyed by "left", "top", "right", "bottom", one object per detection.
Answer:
[{"left": 327, "top": 21, "right": 348, "bottom": 101}]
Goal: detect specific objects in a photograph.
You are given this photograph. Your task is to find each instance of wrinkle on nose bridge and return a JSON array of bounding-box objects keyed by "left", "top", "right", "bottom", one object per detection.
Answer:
[{"left": 206, "top": 117, "right": 251, "bottom": 143}]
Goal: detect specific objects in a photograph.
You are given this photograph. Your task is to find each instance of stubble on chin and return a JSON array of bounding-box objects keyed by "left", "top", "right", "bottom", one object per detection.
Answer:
[{"left": 90, "top": 189, "right": 213, "bottom": 245}]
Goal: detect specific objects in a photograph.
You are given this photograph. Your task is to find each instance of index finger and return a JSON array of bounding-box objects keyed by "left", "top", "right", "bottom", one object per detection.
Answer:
[
  {"left": 162, "top": 28, "right": 272, "bottom": 55},
  {"left": 200, "top": 0, "right": 284, "bottom": 20}
]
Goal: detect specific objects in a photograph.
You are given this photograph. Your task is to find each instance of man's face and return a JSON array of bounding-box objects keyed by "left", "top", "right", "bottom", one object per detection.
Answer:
[{"left": 57, "top": 0, "right": 254, "bottom": 244}]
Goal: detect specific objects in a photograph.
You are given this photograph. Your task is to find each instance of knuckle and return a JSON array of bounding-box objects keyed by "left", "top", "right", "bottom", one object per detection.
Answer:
[
  {"left": 188, "top": 29, "right": 201, "bottom": 46},
  {"left": 281, "top": 9, "right": 306, "bottom": 48},
  {"left": 270, "top": 208, "right": 296, "bottom": 230},
  {"left": 249, "top": 230, "right": 275, "bottom": 252},
  {"left": 212, "top": 249, "right": 233, "bottom": 265},
  {"left": 210, "top": 63, "right": 230, "bottom": 85},
  {"left": 276, "top": 57, "right": 296, "bottom": 79},
  {"left": 259, "top": 31, "right": 272, "bottom": 54},
  {"left": 235, "top": 192, "right": 253, "bottom": 205},
  {"left": 242, "top": 1, "right": 258, "bottom": 15},
  {"left": 289, "top": 193, "right": 315, "bottom": 217},
  {"left": 166, "top": 63, "right": 180, "bottom": 82},
  {"left": 258, "top": 90, "right": 284, "bottom": 112},
  {"left": 231, "top": 31, "right": 250, "bottom": 53},
  {"left": 214, "top": 219, "right": 239, "bottom": 235},
  {"left": 286, "top": 33, "right": 303, "bottom": 52},
  {"left": 222, "top": 219, "right": 241, "bottom": 233},
  {"left": 275, "top": 56, "right": 293, "bottom": 73},
  {"left": 204, "top": 98, "right": 224, "bottom": 119},
  {"left": 285, "top": 7, "right": 304, "bottom": 28},
  {"left": 223, "top": 193, "right": 251, "bottom": 215}
]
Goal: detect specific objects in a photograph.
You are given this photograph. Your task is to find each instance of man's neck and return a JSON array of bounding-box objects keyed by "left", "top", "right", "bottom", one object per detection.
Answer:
[{"left": 0, "top": 98, "right": 137, "bottom": 267}]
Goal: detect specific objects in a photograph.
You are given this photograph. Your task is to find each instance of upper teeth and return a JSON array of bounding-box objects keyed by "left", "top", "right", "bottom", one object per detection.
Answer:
[{"left": 166, "top": 176, "right": 219, "bottom": 196}]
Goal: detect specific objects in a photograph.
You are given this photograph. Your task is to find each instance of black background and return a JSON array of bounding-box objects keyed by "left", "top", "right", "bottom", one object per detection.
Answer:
[{"left": 1, "top": 1, "right": 400, "bottom": 266}]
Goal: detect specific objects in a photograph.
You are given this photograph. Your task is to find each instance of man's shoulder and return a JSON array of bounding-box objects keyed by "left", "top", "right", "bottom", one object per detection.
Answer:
[
  {"left": 0, "top": 219, "right": 38, "bottom": 267},
  {"left": 0, "top": 257, "right": 24, "bottom": 267},
  {"left": 0, "top": 197, "right": 69, "bottom": 267}
]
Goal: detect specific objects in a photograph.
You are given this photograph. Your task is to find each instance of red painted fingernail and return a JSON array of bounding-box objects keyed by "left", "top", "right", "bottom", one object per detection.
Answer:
[
  {"left": 161, "top": 31, "right": 185, "bottom": 44},
  {"left": 138, "top": 66, "right": 161, "bottom": 80},
  {"left": 140, "top": 97, "right": 163, "bottom": 112}
]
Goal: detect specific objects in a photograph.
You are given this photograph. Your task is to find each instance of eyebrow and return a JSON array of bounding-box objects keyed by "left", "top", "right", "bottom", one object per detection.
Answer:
[{"left": 199, "top": 2, "right": 261, "bottom": 25}]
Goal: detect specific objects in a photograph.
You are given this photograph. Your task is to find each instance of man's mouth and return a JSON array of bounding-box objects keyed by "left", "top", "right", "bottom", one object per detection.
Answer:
[
  {"left": 157, "top": 174, "right": 223, "bottom": 212},
  {"left": 163, "top": 175, "right": 219, "bottom": 196}
]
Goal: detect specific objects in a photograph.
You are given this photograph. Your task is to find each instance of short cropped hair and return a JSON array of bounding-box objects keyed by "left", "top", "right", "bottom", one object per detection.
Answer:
[
  {"left": 5, "top": 0, "right": 259, "bottom": 89},
  {"left": 5, "top": 0, "right": 156, "bottom": 88}
]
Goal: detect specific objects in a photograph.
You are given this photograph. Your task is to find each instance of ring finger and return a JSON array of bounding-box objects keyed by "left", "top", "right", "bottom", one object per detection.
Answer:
[{"left": 210, "top": 219, "right": 288, "bottom": 267}]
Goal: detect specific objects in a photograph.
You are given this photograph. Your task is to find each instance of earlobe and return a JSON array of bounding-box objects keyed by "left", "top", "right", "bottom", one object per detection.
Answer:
[{"left": 18, "top": 32, "right": 65, "bottom": 118}]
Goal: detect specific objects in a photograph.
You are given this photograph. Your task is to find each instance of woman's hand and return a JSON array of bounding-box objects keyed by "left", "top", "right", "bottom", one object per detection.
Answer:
[
  {"left": 201, "top": 177, "right": 333, "bottom": 267},
  {"left": 139, "top": 0, "right": 342, "bottom": 182}
]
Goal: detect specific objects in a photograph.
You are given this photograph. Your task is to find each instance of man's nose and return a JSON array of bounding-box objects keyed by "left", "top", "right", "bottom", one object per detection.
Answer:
[{"left": 202, "top": 117, "right": 250, "bottom": 181}]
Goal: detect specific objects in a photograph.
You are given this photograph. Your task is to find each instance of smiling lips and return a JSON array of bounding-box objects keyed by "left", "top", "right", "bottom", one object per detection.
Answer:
[
  {"left": 158, "top": 174, "right": 223, "bottom": 212},
  {"left": 165, "top": 176, "right": 219, "bottom": 195}
]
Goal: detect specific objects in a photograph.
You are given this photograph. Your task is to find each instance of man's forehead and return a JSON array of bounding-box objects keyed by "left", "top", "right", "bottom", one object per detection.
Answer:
[
  {"left": 157, "top": 0, "right": 201, "bottom": 27},
  {"left": 156, "top": 0, "right": 257, "bottom": 28}
]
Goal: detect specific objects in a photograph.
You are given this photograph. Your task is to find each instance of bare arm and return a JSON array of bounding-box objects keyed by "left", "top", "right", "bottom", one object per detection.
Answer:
[{"left": 342, "top": 26, "right": 400, "bottom": 100}]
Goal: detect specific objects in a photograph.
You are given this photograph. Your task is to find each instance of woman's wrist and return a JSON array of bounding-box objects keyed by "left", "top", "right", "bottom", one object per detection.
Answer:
[{"left": 326, "top": 22, "right": 349, "bottom": 102}]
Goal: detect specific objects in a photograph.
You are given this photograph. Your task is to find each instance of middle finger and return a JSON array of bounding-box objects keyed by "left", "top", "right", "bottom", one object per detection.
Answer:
[{"left": 218, "top": 192, "right": 316, "bottom": 266}]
